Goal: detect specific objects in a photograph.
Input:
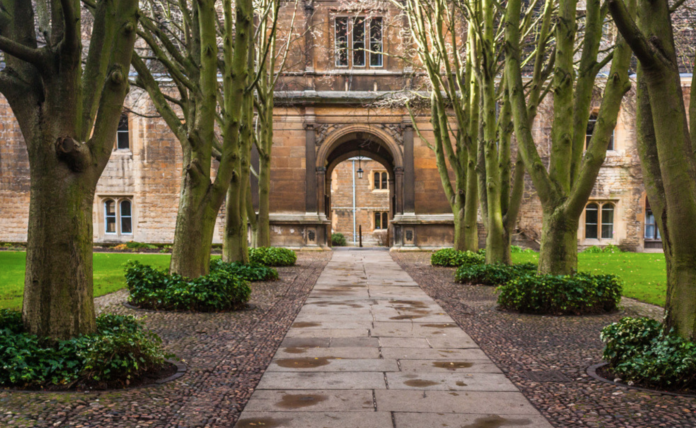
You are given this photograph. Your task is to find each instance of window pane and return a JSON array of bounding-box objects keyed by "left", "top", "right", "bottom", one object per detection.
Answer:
[
  {"left": 335, "top": 18, "right": 348, "bottom": 66},
  {"left": 608, "top": 131, "right": 614, "bottom": 151},
  {"left": 121, "top": 217, "right": 132, "bottom": 234},
  {"left": 370, "top": 18, "right": 383, "bottom": 66},
  {"left": 586, "top": 114, "right": 597, "bottom": 149},
  {"left": 586, "top": 225, "right": 598, "bottom": 239},
  {"left": 374, "top": 172, "right": 380, "bottom": 189},
  {"left": 382, "top": 212, "right": 388, "bottom": 229},
  {"left": 645, "top": 225, "right": 655, "bottom": 240},
  {"left": 106, "top": 217, "right": 116, "bottom": 233},
  {"left": 117, "top": 114, "right": 129, "bottom": 150},
  {"left": 353, "top": 18, "right": 365, "bottom": 66},
  {"left": 601, "top": 204, "right": 614, "bottom": 239},
  {"left": 121, "top": 200, "right": 131, "bottom": 217},
  {"left": 585, "top": 203, "right": 598, "bottom": 239},
  {"left": 375, "top": 212, "right": 381, "bottom": 229},
  {"left": 381, "top": 172, "right": 387, "bottom": 189},
  {"left": 105, "top": 201, "right": 116, "bottom": 216}
]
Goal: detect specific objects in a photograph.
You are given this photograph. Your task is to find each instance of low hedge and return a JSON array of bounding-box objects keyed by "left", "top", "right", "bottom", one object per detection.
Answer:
[
  {"left": 497, "top": 272, "right": 622, "bottom": 315},
  {"left": 249, "top": 247, "right": 297, "bottom": 266},
  {"left": 0, "top": 310, "right": 169, "bottom": 389},
  {"left": 331, "top": 233, "right": 347, "bottom": 246},
  {"left": 455, "top": 262, "right": 537, "bottom": 286},
  {"left": 601, "top": 317, "right": 696, "bottom": 390},
  {"left": 431, "top": 248, "right": 485, "bottom": 267},
  {"left": 125, "top": 261, "right": 251, "bottom": 311},
  {"left": 210, "top": 259, "right": 279, "bottom": 281}
]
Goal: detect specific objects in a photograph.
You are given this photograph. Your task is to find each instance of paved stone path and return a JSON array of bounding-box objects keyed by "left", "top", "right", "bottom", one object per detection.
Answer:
[{"left": 235, "top": 250, "right": 552, "bottom": 428}]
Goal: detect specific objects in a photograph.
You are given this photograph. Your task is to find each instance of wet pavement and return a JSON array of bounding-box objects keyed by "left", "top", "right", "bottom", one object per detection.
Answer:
[{"left": 235, "top": 250, "right": 552, "bottom": 428}]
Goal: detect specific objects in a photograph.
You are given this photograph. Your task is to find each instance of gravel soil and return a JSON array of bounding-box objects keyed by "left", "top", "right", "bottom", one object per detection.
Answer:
[
  {"left": 0, "top": 252, "right": 331, "bottom": 428},
  {"left": 391, "top": 252, "right": 696, "bottom": 428}
]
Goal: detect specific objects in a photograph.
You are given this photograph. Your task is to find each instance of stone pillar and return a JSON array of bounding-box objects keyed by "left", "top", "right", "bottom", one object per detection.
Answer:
[
  {"left": 305, "top": 123, "right": 317, "bottom": 213},
  {"left": 389, "top": 177, "right": 396, "bottom": 220},
  {"left": 327, "top": 178, "right": 333, "bottom": 221},
  {"left": 394, "top": 167, "right": 404, "bottom": 215},
  {"left": 403, "top": 124, "right": 415, "bottom": 213},
  {"left": 316, "top": 167, "right": 326, "bottom": 217}
]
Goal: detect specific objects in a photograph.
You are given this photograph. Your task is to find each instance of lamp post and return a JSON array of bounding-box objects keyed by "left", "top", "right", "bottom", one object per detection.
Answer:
[{"left": 357, "top": 148, "right": 364, "bottom": 179}]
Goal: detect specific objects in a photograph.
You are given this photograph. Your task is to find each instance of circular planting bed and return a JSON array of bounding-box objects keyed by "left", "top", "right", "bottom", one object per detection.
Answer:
[
  {"left": 587, "top": 362, "right": 696, "bottom": 398},
  {"left": 122, "top": 301, "right": 257, "bottom": 312},
  {"left": 2, "top": 360, "right": 186, "bottom": 393}
]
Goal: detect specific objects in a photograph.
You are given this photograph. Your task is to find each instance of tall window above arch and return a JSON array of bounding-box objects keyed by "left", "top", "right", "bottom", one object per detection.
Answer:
[
  {"left": 117, "top": 114, "right": 130, "bottom": 150},
  {"left": 586, "top": 113, "right": 614, "bottom": 151},
  {"left": 585, "top": 203, "right": 598, "bottom": 239},
  {"left": 120, "top": 200, "right": 133, "bottom": 235},
  {"left": 335, "top": 18, "right": 348, "bottom": 67},
  {"left": 370, "top": 18, "right": 383, "bottom": 67},
  {"left": 352, "top": 17, "right": 366, "bottom": 67},
  {"left": 601, "top": 203, "right": 614, "bottom": 239},
  {"left": 105, "top": 200, "right": 117, "bottom": 234}
]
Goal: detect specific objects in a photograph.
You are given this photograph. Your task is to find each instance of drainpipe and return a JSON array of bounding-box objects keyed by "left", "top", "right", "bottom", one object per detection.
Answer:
[{"left": 352, "top": 160, "right": 357, "bottom": 244}]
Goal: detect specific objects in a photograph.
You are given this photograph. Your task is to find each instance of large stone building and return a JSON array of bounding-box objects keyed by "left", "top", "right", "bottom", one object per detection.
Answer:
[{"left": 0, "top": 2, "right": 692, "bottom": 251}]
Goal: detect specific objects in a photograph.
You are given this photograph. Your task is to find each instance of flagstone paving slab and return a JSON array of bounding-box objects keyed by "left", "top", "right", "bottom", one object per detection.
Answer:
[{"left": 235, "top": 250, "right": 551, "bottom": 427}]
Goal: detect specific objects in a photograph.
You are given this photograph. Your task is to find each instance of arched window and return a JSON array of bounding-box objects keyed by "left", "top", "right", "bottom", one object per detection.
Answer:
[
  {"left": 117, "top": 114, "right": 129, "bottom": 150},
  {"left": 585, "top": 203, "right": 598, "bottom": 239},
  {"left": 601, "top": 203, "right": 614, "bottom": 239},
  {"left": 105, "top": 200, "right": 116, "bottom": 234},
  {"left": 120, "top": 200, "right": 133, "bottom": 234}
]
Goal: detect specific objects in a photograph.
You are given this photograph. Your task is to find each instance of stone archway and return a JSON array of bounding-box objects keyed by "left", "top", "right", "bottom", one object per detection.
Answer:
[{"left": 314, "top": 125, "right": 405, "bottom": 247}]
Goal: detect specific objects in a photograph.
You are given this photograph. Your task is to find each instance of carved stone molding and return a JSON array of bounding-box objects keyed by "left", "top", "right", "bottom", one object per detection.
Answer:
[
  {"left": 315, "top": 124, "right": 346, "bottom": 146},
  {"left": 380, "top": 124, "right": 405, "bottom": 145}
]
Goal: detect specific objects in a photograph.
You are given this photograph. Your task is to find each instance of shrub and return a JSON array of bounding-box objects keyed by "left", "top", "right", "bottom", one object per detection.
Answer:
[
  {"left": 455, "top": 263, "right": 537, "bottom": 286},
  {"left": 601, "top": 317, "right": 696, "bottom": 389},
  {"left": 331, "top": 233, "right": 347, "bottom": 246},
  {"left": 497, "top": 272, "right": 622, "bottom": 315},
  {"left": 583, "top": 244, "right": 622, "bottom": 254},
  {"left": 126, "top": 242, "right": 159, "bottom": 250},
  {"left": 210, "top": 259, "right": 279, "bottom": 281},
  {"left": 125, "top": 261, "right": 252, "bottom": 311},
  {"left": 431, "top": 248, "right": 485, "bottom": 267},
  {"left": 510, "top": 245, "right": 536, "bottom": 254},
  {"left": 0, "top": 312, "right": 168, "bottom": 389},
  {"left": 249, "top": 247, "right": 297, "bottom": 266}
]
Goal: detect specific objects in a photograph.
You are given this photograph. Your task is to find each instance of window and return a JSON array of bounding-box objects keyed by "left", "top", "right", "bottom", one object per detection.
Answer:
[
  {"left": 585, "top": 201, "right": 616, "bottom": 240},
  {"left": 117, "top": 114, "right": 130, "bottom": 150},
  {"left": 352, "top": 17, "right": 366, "bottom": 67},
  {"left": 586, "top": 113, "right": 614, "bottom": 151},
  {"left": 585, "top": 203, "right": 598, "bottom": 239},
  {"left": 369, "top": 18, "right": 383, "bottom": 67},
  {"left": 374, "top": 171, "right": 388, "bottom": 190},
  {"left": 335, "top": 18, "right": 348, "bottom": 67},
  {"left": 601, "top": 203, "right": 614, "bottom": 239},
  {"left": 120, "top": 200, "right": 133, "bottom": 234},
  {"left": 105, "top": 200, "right": 117, "bottom": 234},
  {"left": 374, "top": 212, "right": 389, "bottom": 230},
  {"left": 645, "top": 201, "right": 661, "bottom": 240},
  {"left": 334, "top": 17, "right": 383, "bottom": 69}
]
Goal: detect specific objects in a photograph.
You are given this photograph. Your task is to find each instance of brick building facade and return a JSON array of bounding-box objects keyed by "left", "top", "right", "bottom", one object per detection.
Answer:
[{"left": 0, "top": 1, "right": 692, "bottom": 251}]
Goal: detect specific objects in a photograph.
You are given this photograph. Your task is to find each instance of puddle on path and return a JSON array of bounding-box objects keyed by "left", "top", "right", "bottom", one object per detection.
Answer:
[
  {"left": 292, "top": 322, "right": 322, "bottom": 328},
  {"left": 236, "top": 417, "right": 290, "bottom": 428},
  {"left": 276, "top": 393, "right": 328, "bottom": 409},
  {"left": 390, "top": 314, "right": 426, "bottom": 320},
  {"left": 404, "top": 379, "right": 440, "bottom": 387},
  {"left": 432, "top": 361, "right": 474, "bottom": 370},
  {"left": 275, "top": 357, "right": 332, "bottom": 369},
  {"left": 462, "top": 415, "right": 532, "bottom": 428},
  {"left": 283, "top": 347, "right": 308, "bottom": 354},
  {"left": 422, "top": 323, "right": 458, "bottom": 328}
]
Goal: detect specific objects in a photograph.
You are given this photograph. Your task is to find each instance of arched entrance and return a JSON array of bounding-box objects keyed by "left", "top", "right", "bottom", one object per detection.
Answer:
[{"left": 316, "top": 125, "right": 405, "bottom": 247}]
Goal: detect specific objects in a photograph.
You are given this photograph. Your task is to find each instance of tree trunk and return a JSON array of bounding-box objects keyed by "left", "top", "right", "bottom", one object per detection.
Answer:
[
  {"left": 169, "top": 174, "right": 218, "bottom": 277},
  {"left": 257, "top": 152, "right": 272, "bottom": 247},
  {"left": 23, "top": 155, "right": 97, "bottom": 339},
  {"left": 538, "top": 207, "right": 578, "bottom": 275}
]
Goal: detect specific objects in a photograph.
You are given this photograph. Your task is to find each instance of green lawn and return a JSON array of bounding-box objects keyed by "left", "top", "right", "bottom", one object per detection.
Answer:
[
  {"left": 512, "top": 251, "right": 668, "bottom": 307},
  {"left": 0, "top": 252, "right": 171, "bottom": 310}
]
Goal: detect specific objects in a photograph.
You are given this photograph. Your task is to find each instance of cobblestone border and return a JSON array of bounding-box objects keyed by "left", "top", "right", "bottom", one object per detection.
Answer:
[{"left": 587, "top": 362, "right": 696, "bottom": 399}]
